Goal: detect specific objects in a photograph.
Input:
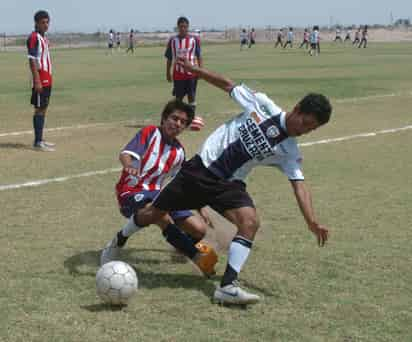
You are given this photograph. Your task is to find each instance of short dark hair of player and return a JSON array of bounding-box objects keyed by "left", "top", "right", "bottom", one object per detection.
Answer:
[
  {"left": 299, "top": 93, "right": 332, "bottom": 125},
  {"left": 34, "top": 10, "right": 50, "bottom": 23},
  {"left": 161, "top": 100, "right": 195, "bottom": 126},
  {"left": 177, "top": 17, "right": 189, "bottom": 26}
]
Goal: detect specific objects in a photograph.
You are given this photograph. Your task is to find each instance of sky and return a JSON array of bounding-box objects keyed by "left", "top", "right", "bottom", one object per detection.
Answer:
[{"left": 1, "top": 0, "right": 411, "bottom": 34}]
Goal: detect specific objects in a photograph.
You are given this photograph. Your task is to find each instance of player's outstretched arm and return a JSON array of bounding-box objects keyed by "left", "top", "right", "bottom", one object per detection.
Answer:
[
  {"left": 119, "top": 153, "right": 140, "bottom": 176},
  {"left": 177, "top": 58, "right": 235, "bottom": 93},
  {"left": 290, "top": 180, "right": 329, "bottom": 246}
]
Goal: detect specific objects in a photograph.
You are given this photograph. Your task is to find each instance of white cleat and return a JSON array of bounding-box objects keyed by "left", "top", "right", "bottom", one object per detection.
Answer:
[
  {"left": 213, "top": 282, "right": 260, "bottom": 305},
  {"left": 33, "top": 141, "right": 55, "bottom": 152},
  {"left": 41, "top": 140, "right": 56, "bottom": 147},
  {"left": 100, "top": 236, "right": 121, "bottom": 265}
]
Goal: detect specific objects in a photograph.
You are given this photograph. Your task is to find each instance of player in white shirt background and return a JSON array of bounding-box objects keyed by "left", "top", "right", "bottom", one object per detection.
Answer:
[{"left": 134, "top": 58, "right": 332, "bottom": 305}]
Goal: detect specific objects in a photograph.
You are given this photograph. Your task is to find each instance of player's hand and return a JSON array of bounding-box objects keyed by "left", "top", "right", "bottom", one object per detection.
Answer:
[
  {"left": 308, "top": 222, "right": 329, "bottom": 247},
  {"left": 166, "top": 73, "right": 172, "bottom": 82},
  {"left": 177, "top": 57, "right": 196, "bottom": 73},
  {"left": 34, "top": 80, "right": 43, "bottom": 93},
  {"left": 124, "top": 167, "right": 139, "bottom": 177}
]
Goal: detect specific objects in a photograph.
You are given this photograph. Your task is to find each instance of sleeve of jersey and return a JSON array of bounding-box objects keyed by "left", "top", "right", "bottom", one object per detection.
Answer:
[
  {"left": 278, "top": 157, "right": 305, "bottom": 181},
  {"left": 121, "top": 126, "right": 156, "bottom": 161},
  {"left": 230, "top": 84, "right": 259, "bottom": 112},
  {"left": 27, "top": 33, "right": 39, "bottom": 59},
  {"left": 164, "top": 39, "right": 172, "bottom": 60}
]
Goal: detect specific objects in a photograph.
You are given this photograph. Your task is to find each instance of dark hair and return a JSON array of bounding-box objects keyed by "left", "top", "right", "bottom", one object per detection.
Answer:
[
  {"left": 34, "top": 10, "right": 50, "bottom": 23},
  {"left": 299, "top": 93, "right": 332, "bottom": 125},
  {"left": 161, "top": 100, "right": 194, "bottom": 126},
  {"left": 177, "top": 16, "right": 189, "bottom": 26}
]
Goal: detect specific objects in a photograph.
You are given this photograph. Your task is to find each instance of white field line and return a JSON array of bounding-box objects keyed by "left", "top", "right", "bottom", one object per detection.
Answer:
[
  {"left": 0, "top": 120, "right": 147, "bottom": 138},
  {"left": 1, "top": 124, "right": 412, "bottom": 192},
  {"left": 1, "top": 91, "right": 412, "bottom": 139}
]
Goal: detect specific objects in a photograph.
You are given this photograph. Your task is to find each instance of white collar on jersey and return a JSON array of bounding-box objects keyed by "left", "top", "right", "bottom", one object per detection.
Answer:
[{"left": 279, "top": 112, "right": 287, "bottom": 133}]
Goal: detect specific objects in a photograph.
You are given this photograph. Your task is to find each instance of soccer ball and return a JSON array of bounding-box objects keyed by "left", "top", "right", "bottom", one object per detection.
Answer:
[{"left": 96, "top": 261, "right": 138, "bottom": 305}]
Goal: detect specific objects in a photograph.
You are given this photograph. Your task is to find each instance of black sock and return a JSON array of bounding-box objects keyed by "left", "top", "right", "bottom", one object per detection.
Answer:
[
  {"left": 162, "top": 223, "right": 198, "bottom": 259},
  {"left": 186, "top": 232, "right": 202, "bottom": 245},
  {"left": 33, "top": 114, "right": 45, "bottom": 145},
  {"left": 221, "top": 264, "right": 238, "bottom": 287},
  {"left": 116, "top": 231, "right": 129, "bottom": 247}
]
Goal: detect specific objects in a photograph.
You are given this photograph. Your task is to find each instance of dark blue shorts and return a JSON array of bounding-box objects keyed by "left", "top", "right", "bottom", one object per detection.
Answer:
[
  {"left": 31, "top": 86, "right": 52, "bottom": 109},
  {"left": 119, "top": 190, "right": 193, "bottom": 221},
  {"left": 172, "top": 79, "right": 198, "bottom": 100}
]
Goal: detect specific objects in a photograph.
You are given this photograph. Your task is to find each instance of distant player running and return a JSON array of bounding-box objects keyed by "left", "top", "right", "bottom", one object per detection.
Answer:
[
  {"left": 344, "top": 29, "right": 352, "bottom": 43},
  {"left": 165, "top": 16, "right": 202, "bottom": 118},
  {"left": 274, "top": 28, "right": 283, "bottom": 48},
  {"left": 27, "top": 10, "right": 55, "bottom": 152},
  {"left": 133, "top": 59, "right": 332, "bottom": 305},
  {"left": 248, "top": 28, "right": 256, "bottom": 48},
  {"left": 126, "top": 29, "right": 135, "bottom": 53},
  {"left": 353, "top": 28, "right": 361, "bottom": 46},
  {"left": 334, "top": 28, "right": 343, "bottom": 42},
  {"left": 107, "top": 29, "right": 114, "bottom": 54},
  {"left": 116, "top": 32, "right": 121, "bottom": 51},
  {"left": 283, "top": 27, "right": 294, "bottom": 48},
  {"left": 299, "top": 28, "right": 310, "bottom": 49},
  {"left": 309, "top": 26, "right": 319, "bottom": 56},
  {"left": 100, "top": 100, "right": 218, "bottom": 275},
  {"left": 240, "top": 29, "right": 248, "bottom": 50},
  {"left": 358, "top": 25, "right": 368, "bottom": 48}
]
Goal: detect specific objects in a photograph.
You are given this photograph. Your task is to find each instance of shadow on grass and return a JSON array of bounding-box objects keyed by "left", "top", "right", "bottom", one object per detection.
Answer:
[
  {"left": 0, "top": 142, "right": 31, "bottom": 150},
  {"left": 81, "top": 303, "right": 127, "bottom": 312},
  {"left": 64, "top": 248, "right": 274, "bottom": 301},
  {"left": 64, "top": 248, "right": 175, "bottom": 277}
]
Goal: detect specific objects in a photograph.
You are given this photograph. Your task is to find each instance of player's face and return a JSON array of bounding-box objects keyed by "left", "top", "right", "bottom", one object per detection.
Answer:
[
  {"left": 36, "top": 18, "right": 49, "bottom": 33},
  {"left": 287, "top": 112, "right": 320, "bottom": 137},
  {"left": 178, "top": 23, "right": 189, "bottom": 37},
  {"left": 162, "top": 110, "right": 189, "bottom": 139}
]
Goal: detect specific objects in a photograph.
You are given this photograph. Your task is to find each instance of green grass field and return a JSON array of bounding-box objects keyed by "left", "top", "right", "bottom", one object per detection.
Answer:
[{"left": 1, "top": 42, "right": 412, "bottom": 342}]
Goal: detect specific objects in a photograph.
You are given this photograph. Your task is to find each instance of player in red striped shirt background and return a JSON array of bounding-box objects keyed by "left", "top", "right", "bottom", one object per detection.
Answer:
[
  {"left": 27, "top": 10, "right": 55, "bottom": 152},
  {"left": 101, "top": 100, "right": 218, "bottom": 276},
  {"left": 165, "top": 16, "right": 204, "bottom": 130}
]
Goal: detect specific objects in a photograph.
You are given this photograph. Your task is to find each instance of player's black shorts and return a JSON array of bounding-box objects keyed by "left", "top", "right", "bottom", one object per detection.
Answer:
[
  {"left": 172, "top": 79, "right": 198, "bottom": 99},
  {"left": 31, "top": 86, "right": 52, "bottom": 109},
  {"left": 310, "top": 43, "right": 317, "bottom": 49},
  {"left": 153, "top": 155, "right": 255, "bottom": 215},
  {"left": 249, "top": 39, "right": 255, "bottom": 45},
  {"left": 241, "top": 38, "right": 248, "bottom": 45},
  {"left": 108, "top": 43, "right": 113, "bottom": 48}
]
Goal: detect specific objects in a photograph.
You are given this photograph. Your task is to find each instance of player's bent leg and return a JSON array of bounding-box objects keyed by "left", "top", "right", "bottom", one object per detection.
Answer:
[
  {"left": 213, "top": 206, "right": 260, "bottom": 304},
  {"left": 155, "top": 213, "right": 217, "bottom": 276}
]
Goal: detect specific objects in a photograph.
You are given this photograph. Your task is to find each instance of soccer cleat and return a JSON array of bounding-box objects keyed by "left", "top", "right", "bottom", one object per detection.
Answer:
[
  {"left": 100, "top": 235, "right": 122, "bottom": 266},
  {"left": 33, "top": 141, "right": 55, "bottom": 152},
  {"left": 193, "top": 242, "right": 218, "bottom": 277},
  {"left": 41, "top": 140, "right": 56, "bottom": 147},
  {"left": 213, "top": 282, "right": 260, "bottom": 305}
]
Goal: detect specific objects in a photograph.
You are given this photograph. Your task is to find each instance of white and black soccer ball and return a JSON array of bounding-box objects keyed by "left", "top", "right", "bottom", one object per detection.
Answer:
[{"left": 96, "top": 261, "right": 138, "bottom": 305}]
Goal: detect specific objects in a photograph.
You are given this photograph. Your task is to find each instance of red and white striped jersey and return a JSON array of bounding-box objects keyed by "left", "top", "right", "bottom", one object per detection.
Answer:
[
  {"left": 165, "top": 35, "right": 201, "bottom": 80},
  {"left": 116, "top": 125, "right": 185, "bottom": 201},
  {"left": 27, "top": 31, "right": 52, "bottom": 87}
]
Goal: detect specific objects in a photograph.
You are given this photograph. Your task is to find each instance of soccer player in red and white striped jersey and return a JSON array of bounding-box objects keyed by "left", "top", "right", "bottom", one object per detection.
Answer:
[
  {"left": 165, "top": 17, "right": 203, "bottom": 126},
  {"left": 101, "top": 100, "right": 218, "bottom": 275},
  {"left": 27, "top": 10, "right": 54, "bottom": 151}
]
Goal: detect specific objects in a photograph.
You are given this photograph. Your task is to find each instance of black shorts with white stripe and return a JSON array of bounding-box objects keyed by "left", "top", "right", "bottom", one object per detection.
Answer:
[
  {"left": 153, "top": 154, "right": 255, "bottom": 215},
  {"left": 31, "top": 86, "right": 52, "bottom": 109}
]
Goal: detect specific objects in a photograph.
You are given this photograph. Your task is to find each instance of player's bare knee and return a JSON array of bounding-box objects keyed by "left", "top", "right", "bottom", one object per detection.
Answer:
[{"left": 136, "top": 205, "right": 166, "bottom": 227}]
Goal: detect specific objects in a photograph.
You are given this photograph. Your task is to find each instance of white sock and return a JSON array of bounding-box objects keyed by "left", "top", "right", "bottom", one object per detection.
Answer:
[
  {"left": 121, "top": 215, "right": 143, "bottom": 237},
  {"left": 228, "top": 236, "right": 252, "bottom": 273}
]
